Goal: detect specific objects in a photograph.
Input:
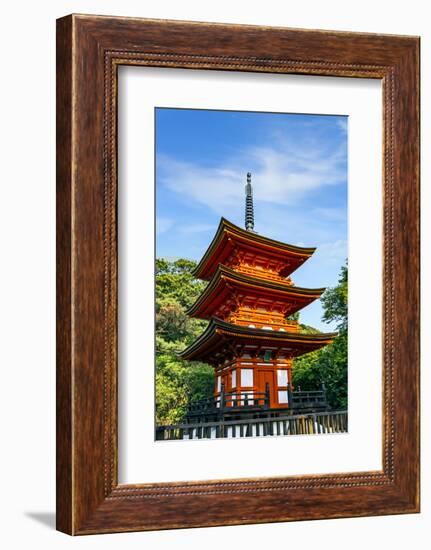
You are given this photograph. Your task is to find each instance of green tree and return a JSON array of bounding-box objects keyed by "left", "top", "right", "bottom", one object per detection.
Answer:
[
  {"left": 155, "top": 259, "right": 214, "bottom": 425},
  {"left": 321, "top": 264, "right": 348, "bottom": 332},
  {"left": 293, "top": 263, "right": 348, "bottom": 410},
  {"left": 156, "top": 258, "right": 206, "bottom": 310},
  {"left": 155, "top": 258, "right": 349, "bottom": 422}
]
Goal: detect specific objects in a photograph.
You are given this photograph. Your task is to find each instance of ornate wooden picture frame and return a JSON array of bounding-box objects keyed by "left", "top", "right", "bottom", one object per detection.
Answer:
[{"left": 56, "top": 14, "right": 420, "bottom": 535}]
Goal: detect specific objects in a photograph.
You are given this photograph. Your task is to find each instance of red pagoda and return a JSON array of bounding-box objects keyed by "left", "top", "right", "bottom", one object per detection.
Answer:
[{"left": 180, "top": 173, "right": 337, "bottom": 421}]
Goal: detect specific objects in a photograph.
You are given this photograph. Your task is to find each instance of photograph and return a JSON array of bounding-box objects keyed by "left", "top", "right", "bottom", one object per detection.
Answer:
[
  {"left": 50, "top": 11, "right": 420, "bottom": 537},
  {"left": 154, "top": 108, "right": 348, "bottom": 440},
  {"left": 0, "top": 0, "right": 425, "bottom": 544}
]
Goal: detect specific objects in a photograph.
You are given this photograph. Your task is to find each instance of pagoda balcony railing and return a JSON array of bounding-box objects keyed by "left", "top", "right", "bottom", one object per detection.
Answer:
[
  {"left": 235, "top": 264, "right": 293, "bottom": 284},
  {"left": 290, "top": 387, "right": 330, "bottom": 411},
  {"left": 186, "top": 390, "right": 269, "bottom": 418},
  {"left": 231, "top": 317, "right": 299, "bottom": 332},
  {"left": 185, "top": 384, "right": 329, "bottom": 422}
]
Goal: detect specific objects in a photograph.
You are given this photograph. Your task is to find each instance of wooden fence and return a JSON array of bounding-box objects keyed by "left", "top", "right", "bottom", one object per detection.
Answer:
[{"left": 156, "top": 410, "right": 347, "bottom": 441}]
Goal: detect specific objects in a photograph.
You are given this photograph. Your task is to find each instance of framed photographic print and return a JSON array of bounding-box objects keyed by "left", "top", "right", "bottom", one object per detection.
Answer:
[{"left": 56, "top": 14, "right": 420, "bottom": 534}]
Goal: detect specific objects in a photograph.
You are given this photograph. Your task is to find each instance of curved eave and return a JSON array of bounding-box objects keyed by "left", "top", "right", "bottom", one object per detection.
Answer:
[
  {"left": 179, "top": 318, "right": 337, "bottom": 362},
  {"left": 193, "top": 218, "right": 316, "bottom": 280},
  {"left": 187, "top": 264, "right": 326, "bottom": 319}
]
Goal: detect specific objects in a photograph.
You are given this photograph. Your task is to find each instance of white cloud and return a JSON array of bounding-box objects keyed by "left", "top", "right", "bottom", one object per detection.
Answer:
[
  {"left": 336, "top": 118, "right": 348, "bottom": 133},
  {"left": 318, "top": 239, "right": 347, "bottom": 260},
  {"left": 313, "top": 207, "right": 347, "bottom": 222},
  {"left": 156, "top": 217, "right": 174, "bottom": 235},
  {"left": 180, "top": 223, "right": 214, "bottom": 234},
  {"left": 157, "top": 138, "right": 347, "bottom": 217}
]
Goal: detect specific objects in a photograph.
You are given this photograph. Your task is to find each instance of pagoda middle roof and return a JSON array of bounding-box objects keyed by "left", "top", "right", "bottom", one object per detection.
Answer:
[
  {"left": 187, "top": 264, "right": 325, "bottom": 319},
  {"left": 193, "top": 218, "right": 316, "bottom": 281},
  {"left": 179, "top": 318, "right": 337, "bottom": 363}
]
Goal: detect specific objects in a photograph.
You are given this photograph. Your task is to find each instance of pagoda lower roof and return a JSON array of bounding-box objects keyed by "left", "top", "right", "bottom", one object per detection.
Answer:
[
  {"left": 187, "top": 264, "right": 325, "bottom": 319},
  {"left": 193, "top": 218, "right": 316, "bottom": 281},
  {"left": 179, "top": 318, "right": 337, "bottom": 364}
]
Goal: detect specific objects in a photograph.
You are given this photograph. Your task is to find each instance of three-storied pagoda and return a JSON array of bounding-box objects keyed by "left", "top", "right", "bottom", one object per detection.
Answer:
[{"left": 180, "top": 173, "right": 336, "bottom": 418}]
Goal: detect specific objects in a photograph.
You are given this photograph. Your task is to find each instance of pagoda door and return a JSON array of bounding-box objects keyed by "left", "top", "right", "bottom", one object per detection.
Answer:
[{"left": 259, "top": 370, "right": 276, "bottom": 408}]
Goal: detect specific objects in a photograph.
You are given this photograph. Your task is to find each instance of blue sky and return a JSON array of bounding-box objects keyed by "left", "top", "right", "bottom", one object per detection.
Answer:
[{"left": 155, "top": 108, "right": 347, "bottom": 331}]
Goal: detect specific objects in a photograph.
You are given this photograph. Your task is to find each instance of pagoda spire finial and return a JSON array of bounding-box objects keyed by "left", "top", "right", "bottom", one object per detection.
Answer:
[{"left": 245, "top": 172, "right": 255, "bottom": 232}]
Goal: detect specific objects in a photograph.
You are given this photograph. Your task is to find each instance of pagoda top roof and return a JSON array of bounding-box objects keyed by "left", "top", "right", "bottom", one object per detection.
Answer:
[
  {"left": 179, "top": 318, "right": 337, "bottom": 363},
  {"left": 187, "top": 264, "right": 325, "bottom": 319},
  {"left": 193, "top": 218, "right": 316, "bottom": 280}
]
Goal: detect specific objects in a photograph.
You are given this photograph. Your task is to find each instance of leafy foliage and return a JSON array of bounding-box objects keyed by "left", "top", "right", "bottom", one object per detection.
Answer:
[
  {"left": 287, "top": 311, "right": 300, "bottom": 321},
  {"left": 292, "top": 263, "right": 348, "bottom": 409},
  {"left": 321, "top": 264, "right": 348, "bottom": 332},
  {"left": 155, "top": 259, "right": 214, "bottom": 425},
  {"left": 155, "top": 258, "right": 348, "bottom": 423}
]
